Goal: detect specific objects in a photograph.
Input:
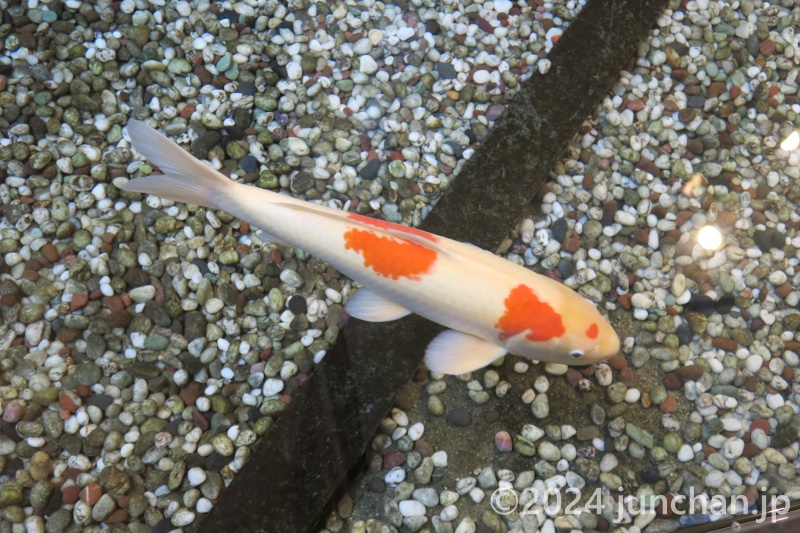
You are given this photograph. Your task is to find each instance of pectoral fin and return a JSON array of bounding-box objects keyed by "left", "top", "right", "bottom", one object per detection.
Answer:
[
  {"left": 424, "top": 330, "right": 507, "bottom": 375},
  {"left": 345, "top": 288, "right": 413, "bottom": 322}
]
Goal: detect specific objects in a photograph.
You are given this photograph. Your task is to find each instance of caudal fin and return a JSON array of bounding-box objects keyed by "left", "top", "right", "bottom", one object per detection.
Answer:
[{"left": 121, "top": 120, "right": 236, "bottom": 210}]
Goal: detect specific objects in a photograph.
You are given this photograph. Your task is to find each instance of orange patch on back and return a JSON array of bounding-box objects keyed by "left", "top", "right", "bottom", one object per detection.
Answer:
[
  {"left": 344, "top": 228, "right": 436, "bottom": 280},
  {"left": 586, "top": 323, "right": 599, "bottom": 339},
  {"left": 495, "top": 284, "right": 565, "bottom": 342},
  {"left": 347, "top": 212, "right": 437, "bottom": 242}
]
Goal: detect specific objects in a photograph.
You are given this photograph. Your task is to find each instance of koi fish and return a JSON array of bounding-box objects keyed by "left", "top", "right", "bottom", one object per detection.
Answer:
[{"left": 121, "top": 121, "right": 620, "bottom": 375}]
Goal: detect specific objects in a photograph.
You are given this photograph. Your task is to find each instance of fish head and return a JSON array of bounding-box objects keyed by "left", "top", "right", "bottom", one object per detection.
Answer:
[
  {"left": 556, "top": 301, "right": 620, "bottom": 364},
  {"left": 496, "top": 282, "right": 620, "bottom": 365}
]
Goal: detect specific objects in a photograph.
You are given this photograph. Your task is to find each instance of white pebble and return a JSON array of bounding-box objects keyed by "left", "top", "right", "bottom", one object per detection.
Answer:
[
  {"left": 187, "top": 467, "right": 207, "bottom": 486},
  {"left": 399, "top": 500, "right": 426, "bottom": 517},
  {"left": 599, "top": 453, "right": 618, "bottom": 472},
  {"left": 407, "top": 422, "right": 425, "bottom": 440},
  {"left": 385, "top": 467, "right": 406, "bottom": 484},
  {"left": 677, "top": 444, "right": 694, "bottom": 462},
  {"left": 432, "top": 451, "right": 448, "bottom": 467},
  {"left": 473, "top": 70, "right": 491, "bottom": 84},
  {"left": 262, "top": 378, "right": 284, "bottom": 396}
]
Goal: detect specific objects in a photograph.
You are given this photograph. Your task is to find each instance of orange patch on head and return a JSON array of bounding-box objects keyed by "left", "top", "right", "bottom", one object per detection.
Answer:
[
  {"left": 344, "top": 228, "right": 436, "bottom": 280},
  {"left": 347, "top": 213, "right": 437, "bottom": 242},
  {"left": 586, "top": 323, "right": 599, "bottom": 339},
  {"left": 495, "top": 284, "right": 565, "bottom": 342}
]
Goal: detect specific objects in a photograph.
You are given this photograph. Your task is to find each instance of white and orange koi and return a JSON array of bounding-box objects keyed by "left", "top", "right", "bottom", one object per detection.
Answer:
[{"left": 122, "top": 121, "right": 620, "bottom": 375}]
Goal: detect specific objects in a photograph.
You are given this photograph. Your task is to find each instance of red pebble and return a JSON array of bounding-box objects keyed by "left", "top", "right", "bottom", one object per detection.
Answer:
[
  {"left": 383, "top": 450, "right": 406, "bottom": 469},
  {"left": 2, "top": 401, "right": 25, "bottom": 423},
  {"left": 59, "top": 390, "right": 82, "bottom": 412},
  {"left": 495, "top": 431, "right": 512, "bottom": 452},
  {"left": 660, "top": 395, "right": 677, "bottom": 413},
  {"left": 70, "top": 293, "right": 89, "bottom": 311},
  {"left": 61, "top": 486, "right": 80, "bottom": 504},
  {"left": 80, "top": 483, "right": 103, "bottom": 506}
]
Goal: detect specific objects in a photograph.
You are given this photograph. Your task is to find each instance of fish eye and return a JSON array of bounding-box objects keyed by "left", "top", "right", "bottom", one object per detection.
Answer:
[{"left": 569, "top": 350, "right": 583, "bottom": 359}]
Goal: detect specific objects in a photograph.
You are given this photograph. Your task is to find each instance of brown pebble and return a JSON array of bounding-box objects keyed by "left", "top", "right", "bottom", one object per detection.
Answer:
[
  {"left": 716, "top": 211, "right": 737, "bottom": 229},
  {"left": 675, "top": 365, "right": 703, "bottom": 381},
  {"left": 742, "top": 443, "right": 759, "bottom": 459},
  {"left": 759, "top": 39, "right": 776, "bottom": 56},
  {"left": 367, "top": 453, "right": 383, "bottom": 473},
  {"left": 660, "top": 395, "right": 677, "bottom": 413},
  {"left": 105, "top": 510, "right": 130, "bottom": 524},
  {"left": 619, "top": 367, "right": 638, "bottom": 387},
  {"left": 608, "top": 354, "right": 628, "bottom": 370},
  {"left": 484, "top": 410, "right": 500, "bottom": 424},
  {"left": 70, "top": 293, "right": 89, "bottom": 311},
  {"left": 775, "top": 283, "right": 793, "bottom": 299},
  {"left": 641, "top": 392, "right": 651, "bottom": 408},
  {"left": 561, "top": 230, "right": 581, "bottom": 253},
  {"left": 707, "top": 81, "right": 728, "bottom": 98},
  {"left": 657, "top": 492, "right": 677, "bottom": 517},
  {"left": 180, "top": 382, "right": 203, "bottom": 407},
  {"left": 415, "top": 439, "right": 434, "bottom": 457},
  {"left": 576, "top": 425, "right": 600, "bottom": 441},
  {"left": 41, "top": 243, "right": 59, "bottom": 262},
  {"left": 565, "top": 368, "right": 583, "bottom": 387},
  {"left": 337, "top": 494, "right": 353, "bottom": 519},
  {"left": 663, "top": 372, "right": 683, "bottom": 391},
  {"left": 712, "top": 337, "right": 737, "bottom": 352}
]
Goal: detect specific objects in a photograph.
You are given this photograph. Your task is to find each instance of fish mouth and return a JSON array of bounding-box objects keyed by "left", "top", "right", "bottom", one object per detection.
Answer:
[{"left": 600, "top": 330, "right": 621, "bottom": 357}]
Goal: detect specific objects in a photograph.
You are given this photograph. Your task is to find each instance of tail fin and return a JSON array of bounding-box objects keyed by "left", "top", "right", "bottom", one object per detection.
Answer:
[{"left": 121, "top": 120, "right": 236, "bottom": 209}]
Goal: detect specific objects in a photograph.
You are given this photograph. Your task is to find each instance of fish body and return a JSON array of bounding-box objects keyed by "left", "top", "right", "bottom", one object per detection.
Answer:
[{"left": 122, "top": 121, "right": 620, "bottom": 374}]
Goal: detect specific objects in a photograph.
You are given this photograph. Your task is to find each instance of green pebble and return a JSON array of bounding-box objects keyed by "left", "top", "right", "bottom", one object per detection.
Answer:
[
  {"left": 707, "top": 418, "right": 723, "bottom": 435},
  {"left": 427, "top": 395, "right": 444, "bottom": 416},
  {"left": 210, "top": 395, "right": 233, "bottom": 414},
  {"left": 513, "top": 435, "right": 537, "bottom": 456},
  {"left": 143, "top": 334, "right": 169, "bottom": 351},
  {"left": 662, "top": 432, "right": 683, "bottom": 453},
  {"left": 649, "top": 385, "right": 667, "bottom": 405},
  {"left": 394, "top": 481, "right": 415, "bottom": 501},
  {"left": 253, "top": 416, "right": 273, "bottom": 435},
  {"left": 414, "top": 457, "right": 434, "bottom": 484},
  {"left": 268, "top": 288, "right": 285, "bottom": 313},
  {"left": 625, "top": 423, "right": 654, "bottom": 448},
  {"left": 607, "top": 403, "right": 628, "bottom": 418},
  {"left": 0, "top": 482, "right": 24, "bottom": 507},
  {"left": 684, "top": 421, "right": 702, "bottom": 442},
  {"left": 1, "top": 506, "right": 24, "bottom": 523},
  {"left": 707, "top": 452, "right": 729, "bottom": 471},
  {"left": 212, "top": 434, "right": 234, "bottom": 456},
  {"left": 468, "top": 390, "right": 490, "bottom": 405},
  {"left": 599, "top": 472, "right": 623, "bottom": 491},
  {"left": 388, "top": 160, "right": 405, "bottom": 178},
  {"left": 154, "top": 216, "right": 178, "bottom": 234},
  {"left": 607, "top": 382, "right": 628, "bottom": 404},
  {"left": 260, "top": 399, "right": 286, "bottom": 416},
  {"left": 168, "top": 57, "right": 192, "bottom": 75},
  {"left": 19, "top": 304, "right": 45, "bottom": 324},
  {"left": 650, "top": 446, "right": 668, "bottom": 462},
  {"left": 219, "top": 249, "right": 240, "bottom": 265}
]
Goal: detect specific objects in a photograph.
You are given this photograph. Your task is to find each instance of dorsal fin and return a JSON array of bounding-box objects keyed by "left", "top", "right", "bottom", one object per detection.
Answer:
[{"left": 273, "top": 202, "right": 454, "bottom": 257}]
